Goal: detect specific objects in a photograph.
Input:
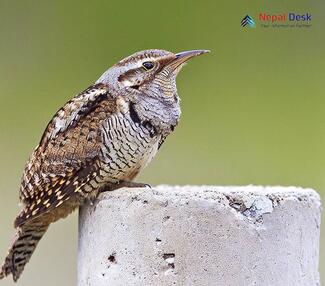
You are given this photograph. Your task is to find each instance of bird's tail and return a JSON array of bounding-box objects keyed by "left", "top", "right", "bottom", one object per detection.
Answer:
[{"left": 0, "top": 221, "right": 49, "bottom": 282}]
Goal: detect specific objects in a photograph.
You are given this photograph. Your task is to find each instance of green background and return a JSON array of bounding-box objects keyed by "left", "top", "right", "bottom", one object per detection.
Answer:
[{"left": 0, "top": 1, "right": 324, "bottom": 285}]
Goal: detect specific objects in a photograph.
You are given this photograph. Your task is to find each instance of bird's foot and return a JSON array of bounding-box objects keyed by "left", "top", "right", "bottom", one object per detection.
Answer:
[
  {"left": 101, "top": 180, "right": 151, "bottom": 193},
  {"left": 117, "top": 180, "right": 151, "bottom": 189}
]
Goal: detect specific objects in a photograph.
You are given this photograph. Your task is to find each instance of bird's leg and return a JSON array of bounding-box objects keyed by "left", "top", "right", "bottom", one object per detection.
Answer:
[{"left": 100, "top": 180, "right": 151, "bottom": 193}]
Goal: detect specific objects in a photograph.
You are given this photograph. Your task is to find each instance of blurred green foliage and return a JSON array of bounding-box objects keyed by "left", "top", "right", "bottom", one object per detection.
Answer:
[{"left": 0, "top": 0, "right": 324, "bottom": 285}]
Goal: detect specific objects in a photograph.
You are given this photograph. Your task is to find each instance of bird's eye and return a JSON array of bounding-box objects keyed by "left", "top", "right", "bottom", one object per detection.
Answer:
[{"left": 142, "top": 61, "right": 155, "bottom": 70}]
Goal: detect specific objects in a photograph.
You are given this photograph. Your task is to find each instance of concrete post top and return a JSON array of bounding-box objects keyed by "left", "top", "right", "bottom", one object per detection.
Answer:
[
  {"left": 78, "top": 186, "right": 321, "bottom": 286},
  {"left": 94, "top": 185, "right": 321, "bottom": 213}
]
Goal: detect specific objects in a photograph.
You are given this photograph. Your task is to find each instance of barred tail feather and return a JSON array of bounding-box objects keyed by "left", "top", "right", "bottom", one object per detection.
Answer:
[{"left": 0, "top": 222, "right": 48, "bottom": 282}]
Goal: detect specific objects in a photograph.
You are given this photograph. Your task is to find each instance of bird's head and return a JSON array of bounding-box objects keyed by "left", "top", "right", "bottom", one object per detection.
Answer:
[{"left": 97, "top": 49, "right": 209, "bottom": 102}]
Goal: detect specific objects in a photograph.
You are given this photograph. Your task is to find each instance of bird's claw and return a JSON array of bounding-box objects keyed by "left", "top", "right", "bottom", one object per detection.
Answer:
[{"left": 100, "top": 181, "right": 151, "bottom": 193}]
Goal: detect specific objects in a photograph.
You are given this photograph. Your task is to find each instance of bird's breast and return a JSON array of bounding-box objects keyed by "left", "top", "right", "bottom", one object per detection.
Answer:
[{"left": 99, "top": 112, "right": 160, "bottom": 182}]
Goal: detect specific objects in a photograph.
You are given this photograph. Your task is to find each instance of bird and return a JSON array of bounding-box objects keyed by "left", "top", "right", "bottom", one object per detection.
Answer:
[{"left": 0, "top": 48, "right": 209, "bottom": 282}]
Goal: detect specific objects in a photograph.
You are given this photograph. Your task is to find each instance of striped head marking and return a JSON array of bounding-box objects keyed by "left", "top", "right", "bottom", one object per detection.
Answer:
[{"left": 96, "top": 49, "right": 210, "bottom": 100}]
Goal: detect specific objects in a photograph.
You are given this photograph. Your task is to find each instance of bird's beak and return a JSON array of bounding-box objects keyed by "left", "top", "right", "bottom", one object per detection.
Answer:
[{"left": 168, "top": 49, "right": 210, "bottom": 71}]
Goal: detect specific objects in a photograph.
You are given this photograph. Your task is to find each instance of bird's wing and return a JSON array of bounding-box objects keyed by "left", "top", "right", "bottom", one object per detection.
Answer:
[
  {"left": 16, "top": 83, "right": 116, "bottom": 226},
  {"left": 39, "top": 83, "right": 110, "bottom": 146},
  {"left": 15, "top": 158, "right": 100, "bottom": 227}
]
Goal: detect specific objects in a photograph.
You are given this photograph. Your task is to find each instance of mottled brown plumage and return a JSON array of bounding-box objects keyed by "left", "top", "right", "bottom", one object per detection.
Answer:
[{"left": 0, "top": 49, "right": 209, "bottom": 282}]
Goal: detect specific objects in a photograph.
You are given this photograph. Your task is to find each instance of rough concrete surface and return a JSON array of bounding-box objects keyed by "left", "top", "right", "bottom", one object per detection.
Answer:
[{"left": 77, "top": 186, "right": 321, "bottom": 286}]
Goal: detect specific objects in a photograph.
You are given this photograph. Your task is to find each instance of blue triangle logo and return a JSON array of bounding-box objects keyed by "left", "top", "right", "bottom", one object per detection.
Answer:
[{"left": 241, "top": 15, "right": 256, "bottom": 28}]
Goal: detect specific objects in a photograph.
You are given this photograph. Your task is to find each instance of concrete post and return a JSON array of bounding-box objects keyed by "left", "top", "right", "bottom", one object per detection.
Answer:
[{"left": 77, "top": 186, "right": 321, "bottom": 286}]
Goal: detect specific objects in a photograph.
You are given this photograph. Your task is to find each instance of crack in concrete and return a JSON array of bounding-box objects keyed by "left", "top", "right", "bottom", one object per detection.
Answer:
[{"left": 226, "top": 195, "right": 273, "bottom": 223}]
